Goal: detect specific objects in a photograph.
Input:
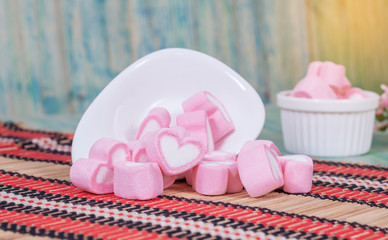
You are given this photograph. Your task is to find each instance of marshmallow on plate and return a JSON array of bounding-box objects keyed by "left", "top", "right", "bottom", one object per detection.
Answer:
[
  {"left": 237, "top": 140, "right": 284, "bottom": 197},
  {"left": 114, "top": 161, "right": 163, "bottom": 200},
  {"left": 176, "top": 110, "right": 214, "bottom": 152},
  {"left": 127, "top": 140, "right": 148, "bottom": 163},
  {"left": 135, "top": 107, "right": 171, "bottom": 140},
  {"left": 145, "top": 127, "right": 206, "bottom": 175},
  {"left": 182, "top": 91, "right": 234, "bottom": 143},
  {"left": 278, "top": 155, "right": 313, "bottom": 193}
]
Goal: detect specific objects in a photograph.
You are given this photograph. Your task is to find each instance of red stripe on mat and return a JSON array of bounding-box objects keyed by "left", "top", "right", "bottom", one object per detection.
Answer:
[
  {"left": 310, "top": 185, "right": 388, "bottom": 205},
  {"left": 314, "top": 162, "right": 388, "bottom": 178},
  {"left": 0, "top": 172, "right": 386, "bottom": 238},
  {"left": 0, "top": 209, "right": 175, "bottom": 240},
  {"left": 0, "top": 145, "right": 71, "bottom": 164}
]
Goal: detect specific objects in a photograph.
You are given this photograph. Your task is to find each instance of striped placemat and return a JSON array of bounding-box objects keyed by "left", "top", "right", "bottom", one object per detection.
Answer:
[{"left": 0, "top": 121, "right": 387, "bottom": 239}]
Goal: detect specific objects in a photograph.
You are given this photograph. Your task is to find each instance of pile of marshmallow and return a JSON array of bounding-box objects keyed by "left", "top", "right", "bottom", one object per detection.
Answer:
[
  {"left": 71, "top": 91, "right": 313, "bottom": 200},
  {"left": 290, "top": 61, "right": 366, "bottom": 99}
]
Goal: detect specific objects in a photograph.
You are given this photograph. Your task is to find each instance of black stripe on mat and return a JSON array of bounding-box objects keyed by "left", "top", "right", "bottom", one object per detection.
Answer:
[
  {"left": 0, "top": 222, "right": 93, "bottom": 240},
  {"left": 0, "top": 174, "right": 387, "bottom": 237}
]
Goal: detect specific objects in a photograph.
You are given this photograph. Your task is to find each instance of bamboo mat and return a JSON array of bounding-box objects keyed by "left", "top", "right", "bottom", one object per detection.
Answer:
[{"left": 0, "top": 122, "right": 387, "bottom": 239}]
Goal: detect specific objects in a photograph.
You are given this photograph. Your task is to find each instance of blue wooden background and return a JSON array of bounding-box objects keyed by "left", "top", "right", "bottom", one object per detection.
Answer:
[{"left": 0, "top": 0, "right": 386, "bottom": 119}]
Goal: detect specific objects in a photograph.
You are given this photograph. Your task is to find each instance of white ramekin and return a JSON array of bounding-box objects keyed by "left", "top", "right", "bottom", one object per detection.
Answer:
[{"left": 276, "top": 90, "right": 379, "bottom": 157}]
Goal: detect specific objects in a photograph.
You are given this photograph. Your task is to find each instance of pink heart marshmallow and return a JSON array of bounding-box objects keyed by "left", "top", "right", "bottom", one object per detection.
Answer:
[
  {"left": 113, "top": 161, "right": 163, "bottom": 200},
  {"left": 145, "top": 128, "right": 206, "bottom": 175},
  {"left": 278, "top": 155, "right": 313, "bottom": 194},
  {"left": 135, "top": 107, "right": 171, "bottom": 140},
  {"left": 237, "top": 140, "right": 284, "bottom": 197},
  {"left": 89, "top": 138, "right": 131, "bottom": 167}
]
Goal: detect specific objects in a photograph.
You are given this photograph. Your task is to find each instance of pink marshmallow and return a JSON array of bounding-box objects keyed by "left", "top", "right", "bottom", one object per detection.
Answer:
[
  {"left": 89, "top": 138, "right": 131, "bottom": 167},
  {"left": 260, "top": 140, "right": 281, "bottom": 157},
  {"left": 290, "top": 76, "right": 337, "bottom": 99},
  {"left": 192, "top": 161, "right": 229, "bottom": 195},
  {"left": 127, "top": 140, "right": 148, "bottom": 163},
  {"left": 176, "top": 111, "right": 214, "bottom": 152},
  {"left": 202, "top": 151, "right": 242, "bottom": 193},
  {"left": 203, "top": 151, "right": 237, "bottom": 162},
  {"left": 135, "top": 107, "right": 171, "bottom": 140},
  {"left": 113, "top": 161, "right": 163, "bottom": 200},
  {"left": 70, "top": 158, "right": 114, "bottom": 194},
  {"left": 306, "top": 61, "right": 323, "bottom": 77},
  {"left": 278, "top": 155, "right": 313, "bottom": 194},
  {"left": 208, "top": 110, "right": 235, "bottom": 143},
  {"left": 175, "top": 173, "right": 186, "bottom": 180},
  {"left": 237, "top": 140, "right": 284, "bottom": 197},
  {"left": 145, "top": 128, "right": 206, "bottom": 175},
  {"left": 185, "top": 169, "right": 193, "bottom": 186},
  {"left": 224, "top": 161, "right": 243, "bottom": 193},
  {"left": 182, "top": 91, "right": 234, "bottom": 143},
  {"left": 127, "top": 140, "right": 176, "bottom": 189},
  {"left": 320, "top": 62, "right": 351, "bottom": 96},
  {"left": 162, "top": 174, "right": 176, "bottom": 189},
  {"left": 344, "top": 87, "right": 367, "bottom": 99},
  {"left": 171, "top": 126, "right": 191, "bottom": 139}
]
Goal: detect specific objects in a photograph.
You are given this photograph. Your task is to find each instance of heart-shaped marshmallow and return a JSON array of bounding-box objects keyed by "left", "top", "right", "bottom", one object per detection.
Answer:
[
  {"left": 182, "top": 91, "right": 234, "bottom": 143},
  {"left": 145, "top": 128, "right": 206, "bottom": 175},
  {"left": 135, "top": 107, "right": 171, "bottom": 140},
  {"left": 89, "top": 138, "right": 131, "bottom": 167},
  {"left": 70, "top": 158, "right": 114, "bottom": 194}
]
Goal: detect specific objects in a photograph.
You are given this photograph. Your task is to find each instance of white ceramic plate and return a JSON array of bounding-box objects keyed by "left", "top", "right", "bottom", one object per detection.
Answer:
[{"left": 72, "top": 48, "right": 265, "bottom": 162}]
